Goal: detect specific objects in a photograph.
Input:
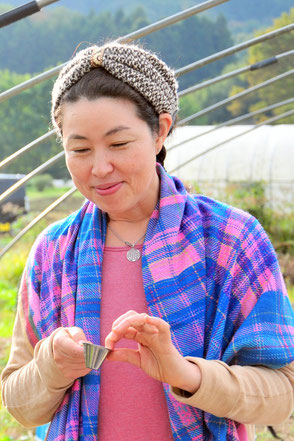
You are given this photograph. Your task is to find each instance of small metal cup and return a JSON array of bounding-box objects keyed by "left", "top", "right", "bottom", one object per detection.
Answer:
[{"left": 83, "top": 342, "right": 111, "bottom": 370}]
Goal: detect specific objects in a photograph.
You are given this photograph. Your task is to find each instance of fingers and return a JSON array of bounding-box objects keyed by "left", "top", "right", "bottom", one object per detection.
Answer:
[
  {"left": 53, "top": 328, "right": 83, "bottom": 358},
  {"left": 105, "top": 312, "right": 163, "bottom": 350},
  {"left": 113, "top": 313, "right": 169, "bottom": 336},
  {"left": 64, "top": 326, "right": 89, "bottom": 345},
  {"left": 53, "top": 327, "right": 91, "bottom": 379},
  {"left": 112, "top": 312, "right": 158, "bottom": 333},
  {"left": 145, "top": 315, "right": 171, "bottom": 334},
  {"left": 111, "top": 310, "right": 138, "bottom": 329},
  {"left": 104, "top": 314, "right": 183, "bottom": 385}
]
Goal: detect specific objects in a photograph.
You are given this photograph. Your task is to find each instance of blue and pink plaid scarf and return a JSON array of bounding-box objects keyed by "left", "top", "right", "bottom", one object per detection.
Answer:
[{"left": 22, "top": 164, "right": 294, "bottom": 440}]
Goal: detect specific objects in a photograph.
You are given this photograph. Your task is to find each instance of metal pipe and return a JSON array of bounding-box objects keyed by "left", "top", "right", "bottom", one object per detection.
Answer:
[
  {"left": 0, "top": 186, "right": 77, "bottom": 260},
  {"left": 3, "top": 95, "right": 293, "bottom": 190},
  {"left": 36, "top": 0, "right": 59, "bottom": 6},
  {"left": 0, "top": 130, "right": 56, "bottom": 171},
  {"left": 169, "top": 108, "right": 294, "bottom": 174},
  {"left": 215, "top": 97, "right": 294, "bottom": 125},
  {"left": 0, "top": 2, "right": 230, "bottom": 206},
  {"left": 0, "top": 151, "right": 64, "bottom": 204},
  {"left": 179, "top": 65, "right": 250, "bottom": 97},
  {"left": 168, "top": 97, "right": 294, "bottom": 153},
  {"left": 0, "top": 0, "right": 59, "bottom": 28},
  {"left": 2, "top": 48, "right": 293, "bottom": 171},
  {"left": 2, "top": 72, "right": 293, "bottom": 205},
  {"left": 1, "top": 17, "right": 293, "bottom": 104},
  {"left": 179, "top": 68, "right": 294, "bottom": 125},
  {"left": 0, "top": 0, "right": 229, "bottom": 103},
  {"left": 120, "top": 0, "right": 229, "bottom": 42},
  {"left": 179, "top": 49, "right": 294, "bottom": 97},
  {"left": 0, "top": 65, "right": 63, "bottom": 103},
  {"left": 2, "top": 109, "right": 293, "bottom": 260},
  {"left": 176, "top": 23, "right": 294, "bottom": 77}
]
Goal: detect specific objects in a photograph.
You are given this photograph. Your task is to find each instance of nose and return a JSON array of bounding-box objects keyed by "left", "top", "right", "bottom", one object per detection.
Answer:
[{"left": 91, "top": 150, "right": 114, "bottom": 178}]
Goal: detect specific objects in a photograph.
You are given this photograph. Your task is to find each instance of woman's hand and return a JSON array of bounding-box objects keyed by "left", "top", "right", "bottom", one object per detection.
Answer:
[
  {"left": 52, "top": 327, "right": 91, "bottom": 380},
  {"left": 105, "top": 311, "right": 202, "bottom": 394}
]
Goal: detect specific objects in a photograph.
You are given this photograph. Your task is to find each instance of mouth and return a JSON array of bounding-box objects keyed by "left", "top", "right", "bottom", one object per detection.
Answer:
[{"left": 94, "top": 182, "right": 123, "bottom": 196}]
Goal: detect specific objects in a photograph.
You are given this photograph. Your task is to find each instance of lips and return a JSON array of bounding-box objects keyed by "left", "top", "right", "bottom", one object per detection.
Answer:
[{"left": 94, "top": 182, "right": 123, "bottom": 196}]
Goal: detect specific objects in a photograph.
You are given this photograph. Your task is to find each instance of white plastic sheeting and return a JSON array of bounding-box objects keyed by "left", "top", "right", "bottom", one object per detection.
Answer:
[{"left": 165, "top": 125, "right": 294, "bottom": 212}]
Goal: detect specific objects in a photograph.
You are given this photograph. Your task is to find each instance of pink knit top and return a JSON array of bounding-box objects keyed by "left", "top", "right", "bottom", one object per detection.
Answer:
[{"left": 98, "top": 245, "right": 174, "bottom": 441}]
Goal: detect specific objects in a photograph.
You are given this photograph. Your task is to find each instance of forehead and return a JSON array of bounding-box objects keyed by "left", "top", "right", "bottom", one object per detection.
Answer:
[
  {"left": 62, "top": 97, "right": 138, "bottom": 126},
  {"left": 61, "top": 97, "right": 149, "bottom": 141},
  {"left": 63, "top": 96, "right": 138, "bottom": 117}
]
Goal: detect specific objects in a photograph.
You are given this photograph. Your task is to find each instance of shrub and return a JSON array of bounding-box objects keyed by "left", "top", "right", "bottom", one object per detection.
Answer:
[{"left": 29, "top": 174, "right": 53, "bottom": 192}]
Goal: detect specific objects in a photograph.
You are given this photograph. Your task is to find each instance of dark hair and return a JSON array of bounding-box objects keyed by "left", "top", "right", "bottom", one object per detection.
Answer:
[{"left": 55, "top": 68, "right": 175, "bottom": 167}]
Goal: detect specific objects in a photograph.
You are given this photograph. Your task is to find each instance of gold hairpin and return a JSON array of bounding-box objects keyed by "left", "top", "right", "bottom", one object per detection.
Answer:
[{"left": 91, "top": 48, "right": 105, "bottom": 67}]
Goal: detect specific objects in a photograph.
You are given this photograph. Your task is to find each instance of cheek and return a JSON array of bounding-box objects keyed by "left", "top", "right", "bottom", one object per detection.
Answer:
[
  {"left": 65, "top": 157, "right": 77, "bottom": 178},
  {"left": 131, "top": 155, "right": 157, "bottom": 187},
  {"left": 65, "top": 157, "right": 89, "bottom": 183}
]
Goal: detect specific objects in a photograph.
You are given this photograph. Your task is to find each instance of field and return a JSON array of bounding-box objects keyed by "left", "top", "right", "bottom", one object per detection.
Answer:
[{"left": 0, "top": 185, "right": 293, "bottom": 440}]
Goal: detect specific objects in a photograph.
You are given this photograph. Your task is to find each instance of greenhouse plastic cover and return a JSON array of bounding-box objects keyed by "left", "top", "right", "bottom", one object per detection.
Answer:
[{"left": 165, "top": 125, "right": 294, "bottom": 212}]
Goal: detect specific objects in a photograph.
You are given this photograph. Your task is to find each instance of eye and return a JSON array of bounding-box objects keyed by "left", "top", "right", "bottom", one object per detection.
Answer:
[
  {"left": 72, "top": 148, "right": 90, "bottom": 153},
  {"left": 111, "top": 142, "right": 129, "bottom": 148}
]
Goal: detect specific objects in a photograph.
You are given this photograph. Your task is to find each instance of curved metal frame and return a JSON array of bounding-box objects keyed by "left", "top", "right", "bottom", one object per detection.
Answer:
[
  {"left": 2, "top": 48, "right": 294, "bottom": 174},
  {"left": 0, "top": 151, "right": 64, "bottom": 204},
  {"left": 169, "top": 108, "right": 294, "bottom": 174},
  {"left": 1, "top": 9, "right": 293, "bottom": 103},
  {"left": 168, "top": 97, "right": 294, "bottom": 153},
  {"left": 179, "top": 68, "right": 294, "bottom": 125},
  {"left": 0, "top": 0, "right": 59, "bottom": 29},
  {"left": 0, "top": 0, "right": 229, "bottom": 103},
  {"left": 178, "top": 49, "right": 294, "bottom": 96},
  {"left": 1, "top": 0, "right": 294, "bottom": 260},
  {"left": 2, "top": 106, "right": 293, "bottom": 261},
  {"left": 0, "top": 187, "right": 77, "bottom": 259}
]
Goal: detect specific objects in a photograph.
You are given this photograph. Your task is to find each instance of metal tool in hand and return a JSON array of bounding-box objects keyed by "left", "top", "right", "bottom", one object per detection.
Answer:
[{"left": 83, "top": 342, "right": 111, "bottom": 370}]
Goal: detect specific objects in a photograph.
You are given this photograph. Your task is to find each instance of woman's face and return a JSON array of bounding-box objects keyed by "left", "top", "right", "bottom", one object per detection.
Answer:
[{"left": 62, "top": 97, "right": 171, "bottom": 222}]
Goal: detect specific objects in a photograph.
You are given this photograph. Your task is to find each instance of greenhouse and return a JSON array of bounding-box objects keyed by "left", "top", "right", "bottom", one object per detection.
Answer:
[{"left": 166, "top": 124, "right": 294, "bottom": 212}]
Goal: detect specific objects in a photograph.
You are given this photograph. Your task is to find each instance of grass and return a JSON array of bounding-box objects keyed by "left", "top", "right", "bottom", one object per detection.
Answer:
[
  {"left": 0, "top": 403, "right": 34, "bottom": 441},
  {"left": 27, "top": 186, "right": 72, "bottom": 199},
  {"left": 287, "top": 284, "right": 294, "bottom": 304},
  {"left": 0, "top": 272, "right": 35, "bottom": 440},
  {"left": 0, "top": 282, "right": 17, "bottom": 340}
]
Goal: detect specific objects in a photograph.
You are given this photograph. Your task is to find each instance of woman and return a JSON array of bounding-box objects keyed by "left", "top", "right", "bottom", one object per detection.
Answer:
[{"left": 1, "top": 41, "right": 294, "bottom": 441}]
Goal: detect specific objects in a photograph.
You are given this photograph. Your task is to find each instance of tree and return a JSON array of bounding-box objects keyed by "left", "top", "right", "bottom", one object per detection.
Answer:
[
  {"left": 0, "top": 70, "right": 68, "bottom": 178},
  {"left": 227, "top": 8, "right": 294, "bottom": 124},
  {"left": 143, "top": 13, "right": 234, "bottom": 91},
  {"left": 0, "top": 5, "right": 234, "bottom": 86},
  {"left": 0, "top": 6, "right": 149, "bottom": 74}
]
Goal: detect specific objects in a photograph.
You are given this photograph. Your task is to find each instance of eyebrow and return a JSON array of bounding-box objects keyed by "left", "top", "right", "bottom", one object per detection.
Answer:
[
  {"left": 105, "top": 126, "right": 131, "bottom": 136},
  {"left": 67, "top": 134, "right": 87, "bottom": 141},
  {"left": 67, "top": 126, "right": 131, "bottom": 142}
]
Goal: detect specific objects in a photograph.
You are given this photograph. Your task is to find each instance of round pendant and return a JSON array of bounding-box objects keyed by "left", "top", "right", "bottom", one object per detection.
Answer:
[{"left": 126, "top": 247, "right": 141, "bottom": 262}]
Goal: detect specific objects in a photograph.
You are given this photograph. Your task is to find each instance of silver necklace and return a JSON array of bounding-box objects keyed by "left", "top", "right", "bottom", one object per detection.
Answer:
[{"left": 107, "top": 224, "right": 145, "bottom": 262}]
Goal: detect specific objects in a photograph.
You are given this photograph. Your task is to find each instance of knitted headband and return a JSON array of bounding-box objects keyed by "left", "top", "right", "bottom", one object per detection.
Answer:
[{"left": 51, "top": 41, "right": 179, "bottom": 133}]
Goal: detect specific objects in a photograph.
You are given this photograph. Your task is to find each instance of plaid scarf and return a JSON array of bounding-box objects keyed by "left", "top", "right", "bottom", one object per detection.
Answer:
[{"left": 22, "top": 165, "right": 294, "bottom": 440}]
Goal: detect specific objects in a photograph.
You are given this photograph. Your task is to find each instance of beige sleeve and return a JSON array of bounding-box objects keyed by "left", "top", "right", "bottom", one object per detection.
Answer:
[
  {"left": 170, "top": 356, "right": 294, "bottom": 425},
  {"left": 1, "top": 307, "right": 74, "bottom": 428}
]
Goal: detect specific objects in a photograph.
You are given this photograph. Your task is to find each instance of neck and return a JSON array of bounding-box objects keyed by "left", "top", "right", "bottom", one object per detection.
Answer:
[{"left": 106, "top": 217, "right": 149, "bottom": 247}]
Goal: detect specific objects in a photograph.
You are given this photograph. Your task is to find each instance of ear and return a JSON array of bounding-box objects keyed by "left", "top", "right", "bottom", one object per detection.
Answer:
[{"left": 155, "top": 113, "right": 173, "bottom": 155}]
